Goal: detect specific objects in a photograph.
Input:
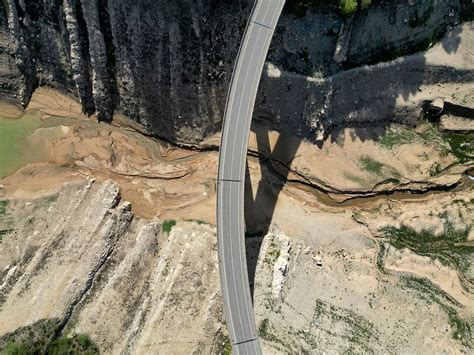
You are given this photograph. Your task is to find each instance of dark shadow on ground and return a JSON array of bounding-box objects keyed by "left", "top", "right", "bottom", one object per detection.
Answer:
[
  {"left": 245, "top": 18, "right": 466, "bottom": 297},
  {"left": 444, "top": 102, "right": 474, "bottom": 120},
  {"left": 255, "top": 8, "right": 469, "bottom": 146},
  {"left": 245, "top": 125, "right": 302, "bottom": 297}
]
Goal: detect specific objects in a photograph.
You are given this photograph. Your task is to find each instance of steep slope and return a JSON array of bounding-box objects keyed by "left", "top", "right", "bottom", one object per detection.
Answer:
[
  {"left": 0, "top": 180, "right": 225, "bottom": 354},
  {"left": 0, "top": 0, "right": 471, "bottom": 143}
]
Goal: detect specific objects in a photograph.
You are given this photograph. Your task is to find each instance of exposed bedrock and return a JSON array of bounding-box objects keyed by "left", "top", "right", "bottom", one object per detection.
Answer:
[
  {"left": 0, "top": 180, "right": 225, "bottom": 354},
  {"left": 0, "top": 0, "right": 472, "bottom": 144}
]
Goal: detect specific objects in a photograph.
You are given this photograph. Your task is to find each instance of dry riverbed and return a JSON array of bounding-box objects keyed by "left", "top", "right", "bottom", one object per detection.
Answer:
[{"left": 0, "top": 84, "right": 472, "bottom": 353}]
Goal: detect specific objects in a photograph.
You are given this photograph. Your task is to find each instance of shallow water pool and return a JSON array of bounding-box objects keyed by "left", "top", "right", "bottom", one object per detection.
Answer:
[{"left": 0, "top": 112, "right": 44, "bottom": 179}]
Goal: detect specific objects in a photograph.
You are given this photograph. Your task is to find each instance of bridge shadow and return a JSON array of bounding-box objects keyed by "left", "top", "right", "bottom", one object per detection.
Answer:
[
  {"left": 421, "top": 99, "right": 474, "bottom": 123},
  {"left": 245, "top": 124, "right": 302, "bottom": 297},
  {"left": 443, "top": 102, "right": 474, "bottom": 120},
  {"left": 243, "top": 15, "right": 468, "bottom": 299}
]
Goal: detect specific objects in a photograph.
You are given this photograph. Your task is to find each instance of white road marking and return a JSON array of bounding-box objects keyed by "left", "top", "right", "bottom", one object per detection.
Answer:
[{"left": 217, "top": 1, "right": 285, "bottom": 353}]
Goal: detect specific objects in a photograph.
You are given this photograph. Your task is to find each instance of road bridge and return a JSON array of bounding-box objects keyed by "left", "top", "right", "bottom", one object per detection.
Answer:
[{"left": 217, "top": 1, "right": 285, "bottom": 354}]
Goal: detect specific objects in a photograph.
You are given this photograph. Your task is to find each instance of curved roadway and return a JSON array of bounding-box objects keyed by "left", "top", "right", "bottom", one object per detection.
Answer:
[{"left": 217, "top": 1, "right": 285, "bottom": 354}]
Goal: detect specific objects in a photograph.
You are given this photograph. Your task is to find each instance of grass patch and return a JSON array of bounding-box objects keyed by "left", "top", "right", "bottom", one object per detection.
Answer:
[
  {"left": 162, "top": 220, "right": 177, "bottom": 234},
  {"left": 401, "top": 275, "right": 472, "bottom": 346},
  {"left": 429, "top": 162, "right": 443, "bottom": 177},
  {"left": 377, "top": 125, "right": 440, "bottom": 150},
  {"left": 378, "top": 130, "right": 418, "bottom": 149},
  {"left": 47, "top": 334, "right": 99, "bottom": 354},
  {"left": 313, "top": 299, "right": 379, "bottom": 351},
  {"left": 0, "top": 200, "right": 8, "bottom": 216},
  {"left": 381, "top": 223, "right": 473, "bottom": 285},
  {"left": 376, "top": 242, "right": 387, "bottom": 273},
  {"left": 263, "top": 241, "right": 282, "bottom": 265},
  {"left": 377, "top": 125, "right": 473, "bottom": 165},
  {"left": 218, "top": 335, "right": 232, "bottom": 355},
  {"left": 44, "top": 194, "right": 59, "bottom": 205},
  {"left": 443, "top": 133, "right": 474, "bottom": 164},
  {"left": 0, "top": 319, "right": 99, "bottom": 354},
  {"left": 258, "top": 318, "right": 270, "bottom": 338},
  {"left": 360, "top": 156, "right": 384, "bottom": 176}
]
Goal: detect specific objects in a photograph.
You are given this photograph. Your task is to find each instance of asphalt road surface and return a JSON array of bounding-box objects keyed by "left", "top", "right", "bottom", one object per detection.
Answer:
[{"left": 217, "top": 0, "right": 285, "bottom": 353}]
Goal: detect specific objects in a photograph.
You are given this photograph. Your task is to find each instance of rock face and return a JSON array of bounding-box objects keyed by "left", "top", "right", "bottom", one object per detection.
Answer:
[
  {"left": 0, "top": 180, "right": 224, "bottom": 354},
  {"left": 0, "top": 177, "right": 472, "bottom": 353},
  {"left": 0, "top": 0, "right": 471, "bottom": 144},
  {"left": 257, "top": 21, "right": 474, "bottom": 142},
  {"left": 254, "top": 212, "right": 473, "bottom": 353}
]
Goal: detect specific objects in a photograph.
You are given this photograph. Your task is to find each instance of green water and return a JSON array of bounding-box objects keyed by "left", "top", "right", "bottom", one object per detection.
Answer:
[{"left": 0, "top": 113, "right": 43, "bottom": 178}]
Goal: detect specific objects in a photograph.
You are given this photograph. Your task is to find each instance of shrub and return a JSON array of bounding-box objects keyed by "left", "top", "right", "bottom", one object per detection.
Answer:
[
  {"left": 360, "top": 156, "right": 384, "bottom": 175},
  {"left": 162, "top": 220, "right": 177, "bottom": 234},
  {"left": 47, "top": 334, "right": 99, "bottom": 354},
  {"left": 339, "top": 0, "right": 358, "bottom": 15}
]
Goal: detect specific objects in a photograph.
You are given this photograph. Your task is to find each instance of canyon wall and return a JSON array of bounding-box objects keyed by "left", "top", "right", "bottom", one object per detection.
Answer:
[{"left": 0, "top": 0, "right": 471, "bottom": 144}]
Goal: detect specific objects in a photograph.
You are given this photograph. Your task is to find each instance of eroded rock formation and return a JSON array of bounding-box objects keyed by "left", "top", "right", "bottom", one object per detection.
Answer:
[{"left": 0, "top": 0, "right": 471, "bottom": 143}]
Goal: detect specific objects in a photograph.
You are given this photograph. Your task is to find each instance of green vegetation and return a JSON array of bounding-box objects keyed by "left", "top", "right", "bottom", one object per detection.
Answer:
[
  {"left": 268, "top": 248, "right": 281, "bottom": 262},
  {"left": 429, "top": 162, "right": 443, "bottom": 177},
  {"left": 5, "top": 341, "right": 29, "bottom": 355},
  {"left": 380, "top": 215, "right": 473, "bottom": 347},
  {"left": 222, "top": 337, "right": 232, "bottom": 355},
  {"left": 186, "top": 219, "right": 208, "bottom": 225},
  {"left": 360, "top": 156, "right": 384, "bottom": 175},
  {"left": 47, "top": 334, "right": 99, "bottom": 354},
  {"left": 377, "top": 125, "right": 441, "bottom": 150},
  {"left": 381, "top": 223, "right": 473, "bottom": 285},
  {"left": 401, "top": 275, "right": 472, "bottom": 346},
  {"left": 313, "top": 299, "right": 378, "bottom": 351},
  {"left": 443, "top": 133, "right": 474, "bottom": 164},
  {"left": 339, "top": 0, "right": 358, "bottom": 16},
  {"left": 377, "top": 125, "right": 473, "bottom": 166},
  {"left": 0, "top": 200, "right": 8, "bottom": 216},
  {"left": 5, "top": 334, "right": 99, "bottom": 355},
  {"left": 0, "top": 320, "right": 99, "bottom": 354},
  {"left": 0, "top": 113, "right": 43, "bottom": 179},
  {"left": 0, "top": 200, "right": 13, "bottom": 241},
  {"left": 264, "top": 241, "right": 281, "bottom": 265},
  {"left": 258, "top": 318, "right": 270, "bottom": 338},
  {"left": 376, "top": 242, "right": 387, "bottom": 273},
  {"left": 214, "top": 332, "right": 232, "bottom": 355},
  {"left": 162, "top": 220, "right": 177, "bottom": 234},
  {"left": 44, "top": 194, "right": 60, "bottom": 205},
  {"left": 283, "top": 0, "right": 371, "bottom": 17},
  {"left": 378, "top": 130, "right": 418, "bottom": 149}
]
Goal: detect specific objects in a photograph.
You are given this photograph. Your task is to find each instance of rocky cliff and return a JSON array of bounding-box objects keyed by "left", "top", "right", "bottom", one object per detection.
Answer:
[
  {"left": 0, "top": 0, "right": 472, "bottom": 144},
  {"left": 0, "top": 180, "right": 226, "bottom": 354},
  {"left": 1, "top": 179, "right": 472, "bottom": 353}
]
